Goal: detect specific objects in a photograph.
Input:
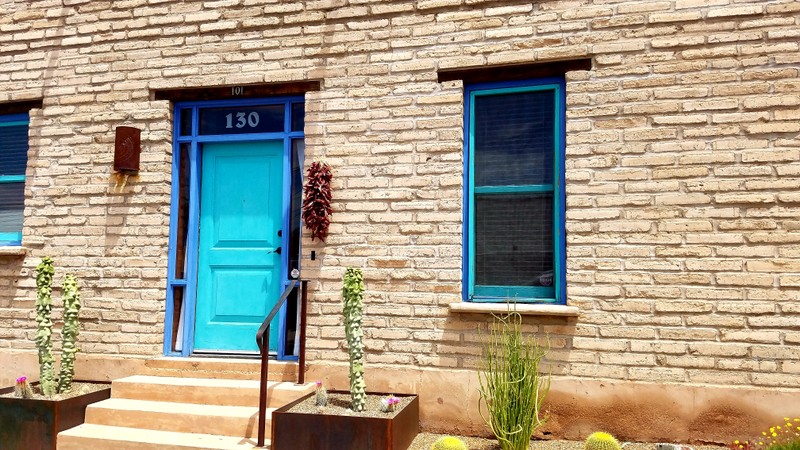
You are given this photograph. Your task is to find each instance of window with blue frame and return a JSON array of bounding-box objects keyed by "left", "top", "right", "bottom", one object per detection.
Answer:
[
  {"left": 0, "top": 113, "right": 29, "bottom": 246},
  {"left": 464, "top": 79, "right": 566, "bottom": 304}
]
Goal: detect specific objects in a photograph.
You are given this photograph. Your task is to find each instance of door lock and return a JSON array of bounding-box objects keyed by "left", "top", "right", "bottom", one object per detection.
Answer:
[{"left": 269, "top": 246, "right": 282, "bottom": 255}]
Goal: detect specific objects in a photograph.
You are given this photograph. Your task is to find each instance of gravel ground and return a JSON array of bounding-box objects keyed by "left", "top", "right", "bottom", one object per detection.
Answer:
[
  {"left": 408, "top": 433, "right": 728, "bottom": 450},
  {"left": 0, "top": 381, "right": 108, "bottom": 401}
]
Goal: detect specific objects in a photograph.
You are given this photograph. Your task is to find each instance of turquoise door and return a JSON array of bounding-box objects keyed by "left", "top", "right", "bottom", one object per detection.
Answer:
[{"left": 194, "top": 141, "right": 284, "bottom": 353}]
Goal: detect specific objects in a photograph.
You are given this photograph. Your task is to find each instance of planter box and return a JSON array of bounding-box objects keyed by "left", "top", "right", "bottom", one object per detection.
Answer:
[
  {"left": 271, "top": 391, "right": 419, "bottom": 450},
  {"left": 0, "top": 382, "right": 111, "bottom": 450}
]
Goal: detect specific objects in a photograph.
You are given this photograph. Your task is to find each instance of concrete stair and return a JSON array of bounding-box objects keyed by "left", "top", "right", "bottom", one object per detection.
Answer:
[{"left": 58, "top": 359, "right": 312, "bottom": 450}]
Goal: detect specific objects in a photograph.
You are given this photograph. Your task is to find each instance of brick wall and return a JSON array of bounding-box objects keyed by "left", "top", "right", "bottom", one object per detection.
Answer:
[{"left": 0, "top": 0, "right": 798, "bottom": 390}]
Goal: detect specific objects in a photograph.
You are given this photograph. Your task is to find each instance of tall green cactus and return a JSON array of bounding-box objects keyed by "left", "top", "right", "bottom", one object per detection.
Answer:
[
  {"left": 34, "top": 258, "right": 83, "bottom": 396},
  {"left": 57, "top": 274, "right": 81, "bottom": 393},
  {"left": 342, "top": 268, "right": 366, "bottom": 412},
  {"left": 35, "top": 257, "right": 56, "bottom": 397}
]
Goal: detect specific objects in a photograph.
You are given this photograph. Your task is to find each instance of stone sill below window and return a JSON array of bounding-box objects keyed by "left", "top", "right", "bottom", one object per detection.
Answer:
[
  {"left": 448, "top": 302, "right": 580, "bottom": 317},
  {"left": 0, "top": 246, "right": 28, "bottom": 256}
]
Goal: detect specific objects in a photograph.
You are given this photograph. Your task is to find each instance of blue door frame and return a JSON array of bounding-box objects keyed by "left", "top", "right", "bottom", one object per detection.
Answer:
[{"left": 164, "top": 96, "right": 304, "bottom": 359}]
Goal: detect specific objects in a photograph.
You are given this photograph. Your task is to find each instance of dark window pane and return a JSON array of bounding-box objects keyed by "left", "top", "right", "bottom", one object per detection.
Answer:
[
  {"left": 179, "top": 108, "right": 192, "bottom": 136},
  {"left": 291, "top": 102, "right": 304, "bottom": 132},
  {"left": 199, "top": 105, "right": 284, "bottom": 135},
  {"left": 174, "top": 143, "right": 190, "bottom": 280},
  {"left": 0, "top": 124, "right": 28, "bottom": 176},
  {"left": 473, "top": 90, "right": 555, "bottom": 186},
  {"left": 171, "top": 286, "right": 184, "bottom": 352},
  {"left": 289, "top": 139, "right": 304, "bottom": 276},
  {"left": 284, "top": 288, "right": 299, "bottom": 356},
  {"left": 475, "top": 192, "right": 553, "bottom": 287},
  {"left": 0, "top": 182, "right": 25, "bottom": 234}
]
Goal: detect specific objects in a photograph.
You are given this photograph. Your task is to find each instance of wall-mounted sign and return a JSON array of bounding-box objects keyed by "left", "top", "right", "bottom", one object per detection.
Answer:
[
  {"left": 199, "top": 105, "right": 284, "bottom": 135},
  {"left": 114, "top": 126, "right": 141, "bottom": 174}
]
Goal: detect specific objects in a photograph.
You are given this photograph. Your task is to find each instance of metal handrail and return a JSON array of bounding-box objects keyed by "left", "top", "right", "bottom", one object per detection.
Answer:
[{"left": 256, "top": 279, "right": 308, "bottom": 448}]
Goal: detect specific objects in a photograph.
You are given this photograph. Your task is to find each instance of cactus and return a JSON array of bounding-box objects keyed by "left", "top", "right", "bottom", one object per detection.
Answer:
[
  {"left": 57, "top": 274, "right": 81, "bottom": 393},
  {"left": 379, "top": 395, "right": 400, "bottom": 413},
  {"left": 34, "top": 258, "right": 83, "bottom": 396},
  {"left": 342, "top": 267, "right": 366, "bottom": 412},
  {"left": 14, "top": 376, "right": 33, "bottom": 399},
  {"left": 35, "top": 257, "right": 56, "bottom": 397},
  {"left": 315, "top": 381, "right": 328, "bottom": 407},
  {"left": 584, "top": 432, "right": 622, "bottom": 450},
  {"left": 431, "top": 436, "right": 468, "bottom": 450}
]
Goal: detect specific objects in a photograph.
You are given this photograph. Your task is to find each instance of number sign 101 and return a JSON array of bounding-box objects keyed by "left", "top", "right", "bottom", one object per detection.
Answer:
[{"left": 225, "top": 112, "right": 260, "bottom": 129}]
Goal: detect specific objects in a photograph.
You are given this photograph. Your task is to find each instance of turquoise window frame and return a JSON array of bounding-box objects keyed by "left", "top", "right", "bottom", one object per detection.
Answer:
[
  {"left": 463, "top": 78, "right": 566, "bottom": 304},
  {"left": 0, "top": 113, "right": 29, "bottom": 246}
]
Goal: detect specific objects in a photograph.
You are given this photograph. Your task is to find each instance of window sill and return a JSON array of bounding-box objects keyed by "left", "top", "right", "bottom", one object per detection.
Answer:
[
  {"left": 448, "top": 302, "right": 579, "bottom": 317},
  {"left": 0, "top": 246, "right": 28, "bottom": 256}
]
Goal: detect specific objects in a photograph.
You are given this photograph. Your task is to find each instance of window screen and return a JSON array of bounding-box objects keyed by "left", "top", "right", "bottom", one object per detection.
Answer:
[
  {"left": 0, "top": 114, "right": 28, "bottom": 246},
  {"left": 468, "top": 82, "right": 562, "bottom": 302}
]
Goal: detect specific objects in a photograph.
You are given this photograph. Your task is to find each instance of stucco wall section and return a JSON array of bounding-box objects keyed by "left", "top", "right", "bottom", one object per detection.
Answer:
[{"left": 0, "top": 0, "right": 798, "bottom": 394}]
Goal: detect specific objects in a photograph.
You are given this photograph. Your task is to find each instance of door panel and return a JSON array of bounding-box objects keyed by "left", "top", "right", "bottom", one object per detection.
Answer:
[{"left": 194, "top": 140, "right": 283, "bottom": 353}]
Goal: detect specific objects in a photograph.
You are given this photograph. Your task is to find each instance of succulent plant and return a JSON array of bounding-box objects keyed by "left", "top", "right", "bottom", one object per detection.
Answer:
[
  {"left": 14, "top": 376, "right": 33, "bottom": 399},
  {"left": 584, "top": 432, "right": 622, "bottom": 450},
  {"left": 57, "top": 274, "right": 81, "bottom": 393},
  {"left": 35, "top": 257, "right": 56, "bottom": 396},
  {"left": 342, "top": 267, "right": 366, "bottom": 412},
  {"left": 315, "top": 381, "right": 328, "bottom": 407},
  {"left": 34, "top": 258, "right": 83, "bottom": 397},
  {"left": 431, "top": 436, "right": 469, "bottom": 450},
  {"left": 379, "top": 395, "right": 400, "bottom": 413}
]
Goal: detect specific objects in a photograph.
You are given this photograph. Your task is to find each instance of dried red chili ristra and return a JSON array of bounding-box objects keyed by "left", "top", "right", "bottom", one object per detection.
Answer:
[{"left": 302, "top": 161, "right": 333, "bottom": 242}]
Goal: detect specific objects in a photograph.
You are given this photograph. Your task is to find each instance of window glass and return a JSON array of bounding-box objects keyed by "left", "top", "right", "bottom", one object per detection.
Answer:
[
  {"left": 174, "top": 143, "right": 191, "bottom": 280},
  {"left": 0, "top": 114, "right": 28, "bottom": 245},
  {"left": 179, "top": 108, "right": 192, "bottom": 136},
  {"left": 0, "top": 182, "right": 24, "bottom": 234},
  {"left": 199, "top": 105, "right": 284, "bottom": 135},
  {"left": 291, "top": 103, "right": 304, "bottom": 132},
  {"left": 474, "top": 192, "right": 553, "bottom": 287},
  {"left": 473, "top": 90, "right": 554, "bottom": 187}
]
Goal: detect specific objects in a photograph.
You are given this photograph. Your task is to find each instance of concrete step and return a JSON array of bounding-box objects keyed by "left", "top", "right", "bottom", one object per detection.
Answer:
[
  {"left": 86, "top": 398, "right": 274, "bottom": 438},
  {"left": 143, "top": 357, "right": 299, "bottom": 382},
  {"left": 111, "top": 375, "right": 314, "bottom": 407},
  {"left": 58, "top": 424, "right": 264, "bottom": 450}
]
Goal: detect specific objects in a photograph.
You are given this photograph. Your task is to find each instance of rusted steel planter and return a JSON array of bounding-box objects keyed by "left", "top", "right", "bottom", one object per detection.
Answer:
[
  {"left": 0, "top": 382, "right": 111, "bottom": 450},
  {"left": 271, "top": 391, "right": 419, "bottom": 450}
]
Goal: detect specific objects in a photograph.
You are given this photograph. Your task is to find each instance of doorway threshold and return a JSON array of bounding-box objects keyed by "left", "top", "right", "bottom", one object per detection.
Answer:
[
  {"left": 190, "top": 351, "right": 266, "bottom": 360},
  {"left": 144, "top": 356, "right": 300, "bottom": 382}
]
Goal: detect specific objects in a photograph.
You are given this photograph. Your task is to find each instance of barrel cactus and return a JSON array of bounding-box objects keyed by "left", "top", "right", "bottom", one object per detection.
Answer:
[
  {"left": 584, "top": 432, "right": 622, "bottom": 450},
  {"left": 431, "top": 436, "right": 468, "bottom": 450},
  {"left": 342, "top": 267, "right": 366, "bottom": 412}
]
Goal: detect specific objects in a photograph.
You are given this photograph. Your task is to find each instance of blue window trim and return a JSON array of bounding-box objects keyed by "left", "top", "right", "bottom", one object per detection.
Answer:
[
  {"left": 463, "top": 78, "right": 566, "bottom": 305},
  {"left": 164, "top": 96, "right": 304, "bottom": 358},
  {"left": 0, "top": 113, "right": 29, "bottom": 247}
]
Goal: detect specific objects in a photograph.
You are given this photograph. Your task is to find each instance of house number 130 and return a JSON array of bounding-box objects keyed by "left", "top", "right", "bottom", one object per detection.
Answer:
[{"left": 225, "top": 112, "right": 260, "bottom": 129}]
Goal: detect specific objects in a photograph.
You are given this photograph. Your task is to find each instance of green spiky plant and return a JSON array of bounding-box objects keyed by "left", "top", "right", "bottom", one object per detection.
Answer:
[
  {"left": 57, "top": 274, "right": 81, "bottom": 393},
  {"left": 35, "top": 257, "right": 56, "bottom": 396},
  {"left": 478, "top": 311, "right": 550, "bottom": 450},
  {"left": 584, "top": 432, "right": 622, "bottom": 450},
  {"left": 431, "top": 436, "right": 468, "bottom": 450},
  {"left": 34, "top": 258, "right": 82, "bottom": 397},
  {"left": 342, "top": 267, "right": 366, "bottom": 412}
]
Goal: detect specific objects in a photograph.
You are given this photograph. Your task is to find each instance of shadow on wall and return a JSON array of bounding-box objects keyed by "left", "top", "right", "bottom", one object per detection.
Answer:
[
  {"left": 543, "top": 383, "right": 773, "bottom": 444},
  {"left": 443, "top": 311, "right": 579, "bottom": 376}
]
